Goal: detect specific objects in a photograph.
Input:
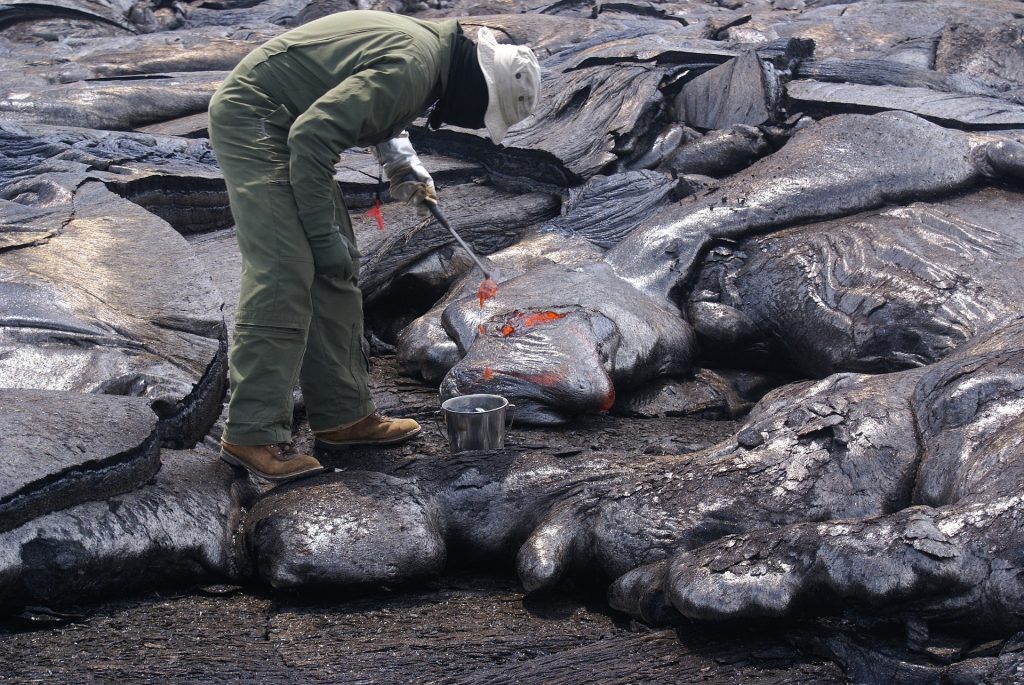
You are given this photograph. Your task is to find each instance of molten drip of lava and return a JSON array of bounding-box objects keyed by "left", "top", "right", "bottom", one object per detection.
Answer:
[
  {"left": 482, "top": 367, "right": 494, "bottom": 381},
  {"left": 365, "top": 199, "right": 385, "bottom": 231},
  {"left": 477, "top": 278, "right": 498, "bottom": 308}
]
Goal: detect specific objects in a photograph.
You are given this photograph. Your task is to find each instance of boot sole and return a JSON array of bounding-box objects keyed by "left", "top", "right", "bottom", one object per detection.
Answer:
[
  {"left": 315, "top": 425, "right": 423, "bottom": 450},
  {"left": 219, "top": 449, "right": 325, "bottom": 482}
]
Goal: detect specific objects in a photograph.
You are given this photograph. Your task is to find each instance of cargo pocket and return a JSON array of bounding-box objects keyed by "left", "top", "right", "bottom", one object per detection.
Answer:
[
  {"left": 250, "top": 104, "right": 295, "bottom": 175},
  {"left": 257, "top": 103, "right": 294, "bottom": 138}
]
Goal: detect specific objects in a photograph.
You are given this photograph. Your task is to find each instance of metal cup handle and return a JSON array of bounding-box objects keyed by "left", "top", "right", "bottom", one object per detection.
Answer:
[{"left": 506, "top": 403, "right": 516, "bottom": 431}]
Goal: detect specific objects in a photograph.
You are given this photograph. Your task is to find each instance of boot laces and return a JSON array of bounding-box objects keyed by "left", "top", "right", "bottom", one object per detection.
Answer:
[{"left": 275, "top": 442, "right": 299, "bottom": 459}]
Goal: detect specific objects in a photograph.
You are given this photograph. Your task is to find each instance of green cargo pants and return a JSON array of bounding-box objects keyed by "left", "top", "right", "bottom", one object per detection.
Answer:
[{"left": 208, "top": 82, "right": 375, "bottom": 446}]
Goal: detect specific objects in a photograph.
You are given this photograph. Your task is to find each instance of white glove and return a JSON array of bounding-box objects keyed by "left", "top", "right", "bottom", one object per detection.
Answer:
[{"left": 374, "top": 131, "right": 437, "bottom": 213}]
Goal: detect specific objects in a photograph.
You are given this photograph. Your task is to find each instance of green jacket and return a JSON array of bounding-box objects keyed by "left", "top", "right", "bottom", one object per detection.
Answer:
[{"left": 225, "top": 10, "right": 459, "bottom": 249}]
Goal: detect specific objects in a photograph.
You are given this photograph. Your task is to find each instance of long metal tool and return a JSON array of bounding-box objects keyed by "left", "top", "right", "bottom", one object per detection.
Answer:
[{"left": 428, "top": 203, "right": 491, "bottom": 279}]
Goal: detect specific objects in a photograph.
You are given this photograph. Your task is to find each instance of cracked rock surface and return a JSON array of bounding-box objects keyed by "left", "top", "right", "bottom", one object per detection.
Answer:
[
  {"left": 0, "top": 389, "right": 160, "bottom": 533},
  {"left": 1, "top": 125, "right": 228, "bottom": 447}
]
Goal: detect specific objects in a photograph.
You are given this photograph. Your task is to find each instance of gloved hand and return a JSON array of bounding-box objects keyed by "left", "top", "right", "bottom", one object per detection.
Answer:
[
  {"left": 307, "top": 230, "right": 354, "bottom": 279},
  {"left": 388, "top": 163, "right": 437, "bottom": 209},
  {"left": 374, "top": 131, "right": 437, "bottom": 214}
]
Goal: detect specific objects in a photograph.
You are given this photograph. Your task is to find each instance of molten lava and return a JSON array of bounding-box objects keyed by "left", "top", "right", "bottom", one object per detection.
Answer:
[
  {"left": 499, "top": 310, "right": 568, "bottom": 337},
  {"left": 477, "top": 278, "right": 498, "bottom": 308},
  {"left": 482, "top": 367, "right": 494, "bottom": 381},
  {"left": 522, "top": 311, "right": 565, "bottom": 327},
  {"left": 365, "top": 198, "right": 385, "bottom": 231}
]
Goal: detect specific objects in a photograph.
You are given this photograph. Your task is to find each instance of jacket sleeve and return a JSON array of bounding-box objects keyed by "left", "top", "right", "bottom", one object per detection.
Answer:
[{"left": 287, "top": 48, "right": 435, "bottom": 244}]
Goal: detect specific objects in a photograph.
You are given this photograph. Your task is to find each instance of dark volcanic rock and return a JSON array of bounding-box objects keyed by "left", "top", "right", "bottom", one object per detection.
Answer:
[
  {"left": 627, "top": 123, "right": 696, "bottom": 171},
  {"left": 0, "top": 71, "right": 224, "bottom": 130},
  {"left": 243, "top": 470, "right": 446, "bottom": 588},
  {"left": 397, "top": 231, "right": 604, "bottom": 384},
  {"left": 677, "top": 50, "right": 782, "bottom": 131},
  {"left": 416, "top": 57, "right": 667, "bottom": 184},
  {"left": 1, "top": 166, "right": 227, "bottom": 447},
  {"left": 689, "top": 187, "right": 1024, "bottom": 376},
  {"left": 438, "top": 261, "right": 697, "bottom": 424},
  {"left": 414, "top": 19, "right": 699, "bottom": 185},
  {"left": 936, "top": 21, "right": 1024, "bottom": 91},
  {"left": 552, "top": 170, "right": 676, "bottom": 248},
  {"left": 793, "top": 57, "right": 1016, "bottom": 101},
  {"left": 614, "top": 369, "right": 752, "bottom": 419},
  {"left": 815, "top": 630, "right": 1024, "bottom": 685},
  {"left": 0, "top": 120, "right": 230, "bottom": 235},
  {"left": 186, "top": 228, "right": 243, "bottom": 334},
  {"left": 611, "top": 317, "right": 1024, "bottom": 634},
  {"left": 0, "top": 121, "right": 220, "bottom": 172},
  {"left": 0, "top": 446, "right": 244, "bottom": 610},
  {"left": 58, "top": 29, "right": 270, "bottom": 79},
  {"left": 605, "top": 111, "right": 1023, "bottom": 301},
  {"left": 134, "top": 112, "right": 212, "bottom": 138},
  {"left": 786, "top": 80, "right": 1024, "bottom": 128},
  {"left": 459, "top": 14, "right": 676, "bottom": 57},
  {"left": 912, "top": 318, "right": 1024, "bottom": 509},
  {"left": 762, "top": 1, "right": 1020, "bottom": 61},
  {"left": 663, "top": 124, "right": 769, "bottom": 177},
  {"left": 1, "top": 124, "right": 228, "bottom": 448},
  {"left": 0, "top": 389, "right": 160, "bottom": 533},
  {"left": 367, "top": 364, "right": 920, "bottom": 595},
  {"left": 0, "top": 0, "right": 138, "bottom": 32},
  {"left": 336, "top": 147, "right": 482, "bottom": 209}
]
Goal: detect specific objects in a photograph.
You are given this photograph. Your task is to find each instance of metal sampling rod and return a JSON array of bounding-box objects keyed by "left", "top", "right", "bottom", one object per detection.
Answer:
[{"left": 427, "top": 203, "right": 492, "bottom": 279}]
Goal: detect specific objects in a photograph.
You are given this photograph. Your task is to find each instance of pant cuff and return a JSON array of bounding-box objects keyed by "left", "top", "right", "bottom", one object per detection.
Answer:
[
  {"left": 308, "top": 398, "right": 376, "bottom": 433},
  {"left": 222, "top": 423, "right": 292, "bottom": 446}
]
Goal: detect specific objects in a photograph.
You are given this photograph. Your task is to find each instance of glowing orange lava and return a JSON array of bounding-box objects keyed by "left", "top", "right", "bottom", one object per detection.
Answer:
[
  {"left": 482, "top": 367, "right": 494, "bottom": 381},
  {"left": 598, "top": 386, "right": 616, "bottom": 412},
  {"left": 513, "top": 371, "right": 564, "bottom": 386},
  {"left": 499, "top": 310, "right": 568, "bottom": 337},
  {"left": 478, "top": 324, "right": 486, "bottom": 336},
  {"left": 365, "top": 199, "right": 385, "bottom": 231},
  {"left": 477, "top": 278, "right": 498, "bottom": 308},
  {"left": 522, "top": 311, "right": 566, "bottom": 327}
]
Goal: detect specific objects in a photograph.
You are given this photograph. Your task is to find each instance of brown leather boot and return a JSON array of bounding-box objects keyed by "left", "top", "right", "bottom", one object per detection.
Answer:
[
  {"left": 220, "top": 441, "right": 324, "bottom": 481},
  {"left": 315, "top": 411, "right": 422, "bottom": 448}
]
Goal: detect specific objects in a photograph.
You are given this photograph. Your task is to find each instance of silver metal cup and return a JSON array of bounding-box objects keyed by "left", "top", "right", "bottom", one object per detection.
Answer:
[{"left": 440, "top": 394, "right": 512, "bottom": 453}]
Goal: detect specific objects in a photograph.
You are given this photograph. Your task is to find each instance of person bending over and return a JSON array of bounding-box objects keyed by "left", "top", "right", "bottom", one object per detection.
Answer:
[{"left": 208, "top": 10, "right": 540, "bottom": 480}]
